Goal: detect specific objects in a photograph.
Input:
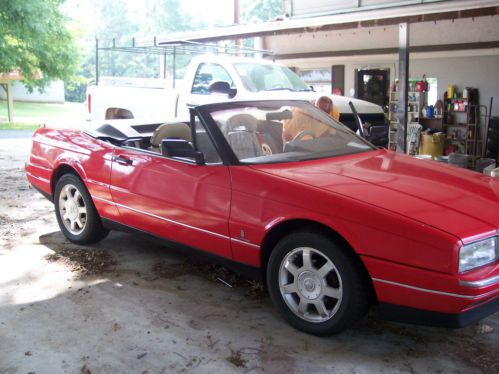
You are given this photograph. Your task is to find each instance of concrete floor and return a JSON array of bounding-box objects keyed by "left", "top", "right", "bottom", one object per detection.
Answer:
[{"left": 0, "top": 135, "right": 498, "bottom": 374}]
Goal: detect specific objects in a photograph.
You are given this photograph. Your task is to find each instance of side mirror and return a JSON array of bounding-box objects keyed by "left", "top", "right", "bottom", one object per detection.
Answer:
[
  {"left": 161, "top": 139, "right": 205, "bottom": 165},
  {"left": 209, "top": 81, "right": 237, "bottom": 99}
]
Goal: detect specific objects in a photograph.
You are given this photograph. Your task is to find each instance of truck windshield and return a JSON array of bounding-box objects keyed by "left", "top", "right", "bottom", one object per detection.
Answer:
[
  {"left": 204, "top": 101, "right": 375, "bottom": 164},
  {"left": 234, "top": 63, "right": 312, "bottom": 93}
]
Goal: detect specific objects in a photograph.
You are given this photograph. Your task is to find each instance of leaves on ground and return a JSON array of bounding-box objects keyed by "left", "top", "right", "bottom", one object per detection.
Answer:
[
  {"left": 153, "top": 260, "right": 266, "bottom": 300},
  {"left": 226, "top": 348, "right": 247, "bottom": 368},
  {"left": 45, "top": 246, "right": 116, "bottom": 277}
]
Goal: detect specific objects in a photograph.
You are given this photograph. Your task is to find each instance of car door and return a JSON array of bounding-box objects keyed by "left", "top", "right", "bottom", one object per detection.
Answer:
[{"left": 109, "top": 118, "right": 232, "bottom": 258}]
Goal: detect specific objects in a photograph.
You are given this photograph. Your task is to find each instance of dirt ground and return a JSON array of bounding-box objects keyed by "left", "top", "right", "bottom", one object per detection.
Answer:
[{"left": 0, "top": 133, "right": 498, "bottom": 374}]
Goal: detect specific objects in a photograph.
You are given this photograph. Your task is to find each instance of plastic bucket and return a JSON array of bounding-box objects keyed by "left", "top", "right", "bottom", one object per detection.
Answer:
[{"left": 419, "top": 133, "right": 446, "bottom": 159}]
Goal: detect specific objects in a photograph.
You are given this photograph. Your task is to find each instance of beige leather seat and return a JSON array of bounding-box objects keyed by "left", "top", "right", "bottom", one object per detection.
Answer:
[
  {"left": 222, "top": 114, "right": 262, "bottom": 159},
  {"left": 150, "top": 122, "right": 192, "bottom": 153}
]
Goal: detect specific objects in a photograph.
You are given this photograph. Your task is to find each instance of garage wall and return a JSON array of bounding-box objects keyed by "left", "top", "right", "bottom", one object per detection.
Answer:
[
  {"left": 303, "top": 54, "right": 499, "bottom": 117},
  {"left": 409, "top": 55, "right": 499, "bottom": 117}
]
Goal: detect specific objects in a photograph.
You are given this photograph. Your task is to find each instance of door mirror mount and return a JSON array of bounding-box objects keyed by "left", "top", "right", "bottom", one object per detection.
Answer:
[
  {"left": 161, "top": 139, "right": 205, "bottom": 165},
  {"left": 209, "top": 81, "right": 237, "bottom": 98}
]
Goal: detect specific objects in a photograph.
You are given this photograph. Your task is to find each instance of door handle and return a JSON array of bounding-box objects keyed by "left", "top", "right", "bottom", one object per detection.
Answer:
[{"left": 114, "top": 155, "right": 133, "bottom": 165}]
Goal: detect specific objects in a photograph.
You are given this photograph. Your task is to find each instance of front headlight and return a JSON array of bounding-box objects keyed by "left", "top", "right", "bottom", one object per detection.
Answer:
[{"left": 459, "top": 236, "right": 498, "bottom": 273}]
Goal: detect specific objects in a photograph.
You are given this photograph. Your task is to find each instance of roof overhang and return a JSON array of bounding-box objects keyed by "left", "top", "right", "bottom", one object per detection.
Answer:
[{"left": 154, "top": 0, "right": 498, "bottom": 44}]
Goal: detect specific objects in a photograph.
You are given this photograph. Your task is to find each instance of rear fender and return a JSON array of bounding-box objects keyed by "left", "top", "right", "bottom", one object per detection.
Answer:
[{"left": 50, "top": 160, "right": 88, "bottom": 194}]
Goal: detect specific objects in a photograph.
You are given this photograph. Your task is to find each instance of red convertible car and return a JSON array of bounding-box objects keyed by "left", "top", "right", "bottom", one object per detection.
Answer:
[{"left": 26, "top": 100, "right": 498, "bottom": 335}]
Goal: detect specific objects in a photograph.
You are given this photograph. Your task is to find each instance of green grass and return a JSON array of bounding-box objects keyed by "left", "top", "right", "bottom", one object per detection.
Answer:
[
  {"left": 0, "top": 122, "right": 40, "bottom": 130},
  {"left": 0, "top": 100, "right": 86, "bottom": 124}
]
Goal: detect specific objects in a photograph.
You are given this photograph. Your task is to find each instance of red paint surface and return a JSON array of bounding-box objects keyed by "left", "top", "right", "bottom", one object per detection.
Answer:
[{"left": 26, "top": 127, "right": 499, "bottom": 317}]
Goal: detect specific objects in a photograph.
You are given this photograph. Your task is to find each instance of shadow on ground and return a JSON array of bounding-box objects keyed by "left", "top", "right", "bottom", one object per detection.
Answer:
[{"left": 2, "top": 230, "right": 495, "bottom": 373}]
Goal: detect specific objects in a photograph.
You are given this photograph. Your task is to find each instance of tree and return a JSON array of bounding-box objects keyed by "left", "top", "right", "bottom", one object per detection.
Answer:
[
  {"left": 140, "top": 0, "right": 193, "bottom": 35},
  {"left": 66, "top": 0, "right": 197, "bottom": 94},
  {"left": 0, "top": 0, "right": 79, "bottom": 90},
  {"left": 242, "top": 0, "right": 283, "bottom": 23}
]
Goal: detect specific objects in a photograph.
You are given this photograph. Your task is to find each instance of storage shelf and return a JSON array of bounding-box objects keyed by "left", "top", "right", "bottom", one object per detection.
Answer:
[{"left": 388, "top": 89, "right": 426, "bottom": 151}]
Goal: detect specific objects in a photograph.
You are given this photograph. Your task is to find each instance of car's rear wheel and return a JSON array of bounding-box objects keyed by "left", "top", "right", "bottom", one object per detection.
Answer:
[
  {"left": 267, "top": 231, "right": 369, "bottom": 336},
  {"left": 54, "top": 174, "right": 109, "bottom": 244}
]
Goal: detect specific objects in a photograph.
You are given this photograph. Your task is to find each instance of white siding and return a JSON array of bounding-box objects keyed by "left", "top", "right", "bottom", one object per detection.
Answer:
[{"left": 0, "top": 81, "right": 65, "bottom": 103}]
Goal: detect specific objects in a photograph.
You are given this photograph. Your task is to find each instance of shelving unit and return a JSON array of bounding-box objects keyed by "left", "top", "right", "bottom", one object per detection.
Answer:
[
  {"left": 466, "top": 104, "right": 487, "bottom": 159},
  {"left": 388, "top": 90, "right": 425, "bottom": 151},
  {"left": 443, "top": 88, "right": 481, "bottom": 158},
  {"left": 443, "top": 96, "right": 469, "bottom": 124}
]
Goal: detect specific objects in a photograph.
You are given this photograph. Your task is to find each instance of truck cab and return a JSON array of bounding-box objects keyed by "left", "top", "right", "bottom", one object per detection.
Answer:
[{"left": 87, "top": 54, "right": 387, "bottom": 143}]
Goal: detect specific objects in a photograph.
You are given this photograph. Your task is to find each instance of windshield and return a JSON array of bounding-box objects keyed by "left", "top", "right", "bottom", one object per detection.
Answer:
[
  {"left": 234, "top": 63, "right": 311, "bottom": 92},
  {"left": 205, "top": 101, "right": 376, "bottom": 164}
]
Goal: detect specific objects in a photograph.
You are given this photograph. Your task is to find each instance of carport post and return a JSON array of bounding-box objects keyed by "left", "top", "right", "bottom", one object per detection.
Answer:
[
  {"left": 95, "top": 38, "right": 99, "bottom": 86},
  {"left": 173, "top": 46, "right": 176, "bottom": 89},
  {"left": 396, "top": 23, "right": 409, "bottom": 153}
]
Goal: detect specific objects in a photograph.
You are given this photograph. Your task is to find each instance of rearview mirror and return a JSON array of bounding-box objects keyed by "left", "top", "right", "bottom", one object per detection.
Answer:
[
  {"left": 161, "top": 139, "right": 205, "bottom": 165},
  {"left": 209, "top": 81, "right": 237, "bottom": 99}
]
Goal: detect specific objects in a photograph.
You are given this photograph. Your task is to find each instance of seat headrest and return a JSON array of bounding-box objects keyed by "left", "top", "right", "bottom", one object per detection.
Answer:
[
  {"left": 224, "top": 114, "right": 258, "bottom": 133},
  {"left": 151, "top": 122, "right": 192, "bottom": 147}
]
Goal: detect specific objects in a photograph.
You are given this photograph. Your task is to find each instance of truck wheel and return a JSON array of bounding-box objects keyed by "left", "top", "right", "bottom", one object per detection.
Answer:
[
  {"left": 54, "top": 174, "right": 109, "bottom": 244},
  {"left": 266, "top": 231, "right": 369, "bottom": 336}
]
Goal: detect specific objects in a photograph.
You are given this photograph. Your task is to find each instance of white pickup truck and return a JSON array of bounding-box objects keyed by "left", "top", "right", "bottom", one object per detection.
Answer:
[{"left": 87, "top": 54, "right": 386, "bottom": 133}]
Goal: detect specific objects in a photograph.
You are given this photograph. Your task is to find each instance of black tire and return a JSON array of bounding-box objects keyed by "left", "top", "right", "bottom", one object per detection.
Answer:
[
  {"left": 488, "top": 128, "right": 499, "bottom": 142},
  {"left": 266, "top": 231, "right": 369, "bottom": 336},
  {"left": 485, "top": 151, "right": 496, "bottom": 159},
  {"left": 487, "top": 138, "right": 499, "bottom": 153},
  {"left": 489, "top": 117, "right": 499, "bottom": 130},
  {"left": 54, "top": 174, "right": 109, "bottom": 244}
]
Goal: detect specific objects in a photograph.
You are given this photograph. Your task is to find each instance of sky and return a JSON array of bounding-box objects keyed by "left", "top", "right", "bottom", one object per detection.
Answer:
[
  {"left": 180, "top": 0, "right": 234, "bottom": 27},
  {"left": 64, "top": 0, "right": 236, "bottom": 34}
]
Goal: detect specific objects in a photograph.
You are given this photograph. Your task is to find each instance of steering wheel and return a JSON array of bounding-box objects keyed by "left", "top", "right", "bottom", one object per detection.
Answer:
[{"left": 292, "top": 130, "right": 316, "bottom": 141}]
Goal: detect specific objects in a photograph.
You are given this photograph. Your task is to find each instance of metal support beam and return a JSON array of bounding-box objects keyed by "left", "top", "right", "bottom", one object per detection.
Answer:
[
  {"left": 95, "top": 39, "right": 99, "bottom": 85},
  {"left": 234, "top": 0, "right": 241, "bottom": 54},
  {"left": 274, "top": 41, "right": 499, "bottom": 60},
  {"left": 396, "top": 23, "right": 410, "bottom": 154},
  {"left": 172, "top": 47, "right": 176, "bottom": 89},
  {"left": 162, "top": 52, "right": 167, "bottom": 80}
]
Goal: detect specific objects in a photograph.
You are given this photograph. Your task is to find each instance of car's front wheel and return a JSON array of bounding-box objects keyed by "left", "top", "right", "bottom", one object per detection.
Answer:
[
  {"left": 54, "top": 173, "right": 109, "bottom": 244},
  {"left": 267, "top": 231, "right": 369, "bottom": 336}
]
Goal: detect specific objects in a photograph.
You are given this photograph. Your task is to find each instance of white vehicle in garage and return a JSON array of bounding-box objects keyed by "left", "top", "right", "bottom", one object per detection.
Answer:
[{"left": 86, "top": 54, "right": 387, "bottom": 137}]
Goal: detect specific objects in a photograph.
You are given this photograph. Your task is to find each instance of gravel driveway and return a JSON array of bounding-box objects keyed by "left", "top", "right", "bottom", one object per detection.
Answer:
[{"left": 0, "top": 132, "right": 497, "bottom": 374}]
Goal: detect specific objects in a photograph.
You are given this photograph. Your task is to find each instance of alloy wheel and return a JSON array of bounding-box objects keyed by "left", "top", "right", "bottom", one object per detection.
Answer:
[
  {"left": 58, "top": 183, "right": 87, "bottom": 235},
  {"left": 278, "top": 247, "right": 343, "bottom": 323}
]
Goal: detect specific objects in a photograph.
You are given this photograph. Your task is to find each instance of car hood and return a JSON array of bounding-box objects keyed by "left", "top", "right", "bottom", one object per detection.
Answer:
[
  {"left": 251, "top": 149, "right": 499, "bottom": 241},
  {"left": 235, "top": 91, "right": 384, "bottom": 114}
]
